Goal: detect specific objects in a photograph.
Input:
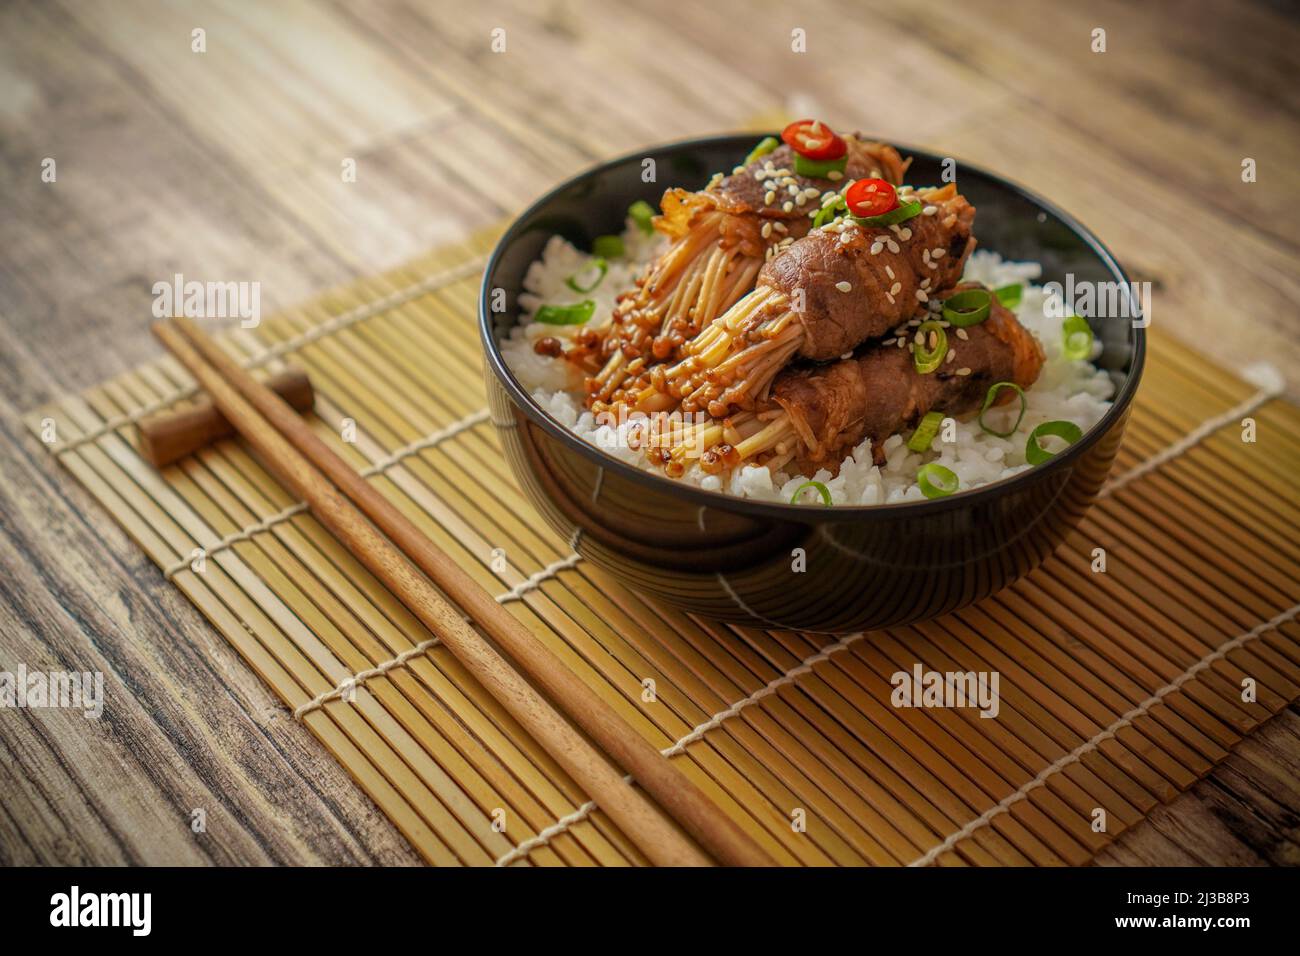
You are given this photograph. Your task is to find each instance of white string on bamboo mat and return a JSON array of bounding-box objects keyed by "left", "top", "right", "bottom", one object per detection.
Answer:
[
  {"left": 907, "top": 600, "right": 1300, "bottom": 867},
  {"left": 164, "top": 501, "right": 310, "bottom": 578},
  {"left": 162, "top": 406, "right": 489, "bottom": 576},
  {"left": 496, "top": 799, "right": 599, "bottom": 867},
  {"left": 1100, "top": 369, "right": 1283, "bottom": 499},
  {"left": 497, "top": 552, "right": 584, "bottom": 604},
  {"left": 252, "top": 258, "right": 484, "bottom": 368},
  {"left": 495, "top": 630, "right": 866, "bottom": 865},
  {"left": 358, "top": 410, "right": 490, "bottom": 477},
  {"left": 292, "top": 534, "right": 585, "bottom": 722},
  {"left": 290, "top": 559, "right": 583, "bottom": 723},
  {"left": 292, "top": 637, "right": 442, "bottom": 719},
  {"left": 54, "top": 257, "right": 486, "bottom": 455}
]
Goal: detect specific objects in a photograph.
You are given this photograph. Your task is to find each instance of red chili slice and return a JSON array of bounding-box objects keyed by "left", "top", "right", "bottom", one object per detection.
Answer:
[
  {"left": 780, "top": 119, "right": 846, "bottom": 160},
  {"left": 845, "top": 178, "right": 899, "bottom": 218}
]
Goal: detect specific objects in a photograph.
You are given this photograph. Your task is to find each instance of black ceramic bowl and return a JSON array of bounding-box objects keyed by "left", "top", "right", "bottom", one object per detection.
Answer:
[{"left": 480, "top": 134, "right": 1144, "bottom": 633}]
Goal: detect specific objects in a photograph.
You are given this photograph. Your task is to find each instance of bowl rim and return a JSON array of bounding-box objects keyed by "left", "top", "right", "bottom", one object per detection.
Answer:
[{"left": 479, "top": 132, "right": 1146, "bottom": 520}]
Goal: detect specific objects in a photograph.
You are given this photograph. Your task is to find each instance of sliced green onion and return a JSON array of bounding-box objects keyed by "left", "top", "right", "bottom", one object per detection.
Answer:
[
  {"left": 812, "top": 195, "right": 845, "bottom": 229},
  {"left": 852, "top": 199, "right": 922, "bottom": 228},
  {"left": 592, "top": 234, "right": 624, "bottom": 259},
  {"left": 790, "top": 480, "right": 833, "bottom": 506},
  {"left": 977, "top": 382, "right": 1027, "bottom": 438},
  {"left": 907, "top": 411, "right": 945, "bottom": 453},
  {"left": 1062, "top": 314, "right": 1094, "bottom": 360},
  {"left": 794, "top": 153, "right": 848, "bottom": 178},
  {"left": 993, "top": 283, "right": 1022, "bottom": 309},
  {"left": 628, "top": 200, "right": 656, "bottom": 236},
  {"left": 917, "top": 463, "right": 959, "bottom": 499},
  {"left": 942, "top": 289, "right": 992, "bottom": 327},
  {"left": 1025, "top": 420, "right": 1083, "bottom": 465},
  {"left": 564, "top": 257, "right": 608, "bottom": 293},
  {"left": 913, "top": 320, "right": 948, "bottom": 374},
  {"left": 534, "top": 300, "right": 596, "bottom": 326},
  {"left": 743, "top": 136, "right": 779, "bottom": 166}
]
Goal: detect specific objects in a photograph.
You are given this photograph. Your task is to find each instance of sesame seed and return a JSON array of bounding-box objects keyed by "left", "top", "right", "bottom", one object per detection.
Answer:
[
  {"left": 922, "top": 205, "right": 938, "bottom": 216},
  {"left": 897, "top": 338, "right": 907, "bottom": 348},
  {"left": 828, "top": 170, "right": 843, "bottom": 181},
  {"left": 890, "top": 281, "right": 902, "bottom": 295},
  {"left": 732, "top": 166, "right": 745, "bottom": 174},
  {"left": 804, "top": 187, "right": 820, "bottom": 198},
  {"left": 956, "top": 328, "right": 969, "bottom": 340},
  {"left": 886, "top": 239, "right": 900, "bottom": 253},
  {"left": 774, "top": 222, "right": 788, "bottom": 233},
  {"left": 788, "top": 183, "right": 800, "bottom": 196},
  {"left": 932, "top": 248, "right": 946, "bottom": 259},
  {"left": 883, "top": 338, "right": 897, "bottom": 346},
  {"left": 761, "top": 221, "right": 773, "bottom": 239},
  {"left": 764, "top": 190, "right": 775, "bottom": 204},
  {"left": 835, "top": 281, "right": 852, "bottom": 293},
  {"left": 886, "top": 292, "right": 896, "bottom": 304},
  {"left": 956, "top": 367, "right": 972, "bottom": 376},
  {"left": 840, "top": 231, "right": 852, "bottom": 244},
  {"left": 899, "top": 227, "right": 912, "bottom": 241},
  {"left": 914, "top": 331, "right": 924, "bottom": 345},
  {"left": 915, "top": 289, "right": 928, "bottom": 302},
  {"left": 921, "top": 277, "right": 932, "bottom": 289},
  {"left": 886, "top": 265, "right": 896, "bottom": 279},
  {"left": 870, "top": 243, "right": 884, "bottom": 255},
  {"left": 839, "top": 351, "right": 852, "bottom": 360},
  {"left": 782, "top": 201, "right": 794, "bottom": 212},
  {"left": 946, "top": 349, "right": 957, "bottom": 363}
]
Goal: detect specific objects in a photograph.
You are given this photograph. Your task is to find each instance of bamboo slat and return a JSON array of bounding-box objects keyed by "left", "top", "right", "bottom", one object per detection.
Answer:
[{"left": 25, "top": 227, "right": 1300, "bottom": 866}]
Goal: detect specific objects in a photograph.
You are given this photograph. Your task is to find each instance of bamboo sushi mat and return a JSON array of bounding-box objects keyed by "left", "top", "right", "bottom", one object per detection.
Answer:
[{"left": 25, "top": 227, "right": 1300, "bottom": 867}]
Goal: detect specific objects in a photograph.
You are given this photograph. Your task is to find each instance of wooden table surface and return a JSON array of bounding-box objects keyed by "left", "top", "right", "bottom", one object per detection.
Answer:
[{"left": 2, "top": 0, "right": 1297, "bottom": 866}]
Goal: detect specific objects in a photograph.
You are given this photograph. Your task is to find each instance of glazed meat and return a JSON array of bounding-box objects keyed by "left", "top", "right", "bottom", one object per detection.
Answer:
[
  {"left": 701, "top": 138, "right": 909, "bottom": 228},
  {"left": 771, "top": 288, "right": 1044, "bottom": 470},
  {"left": 761, "top": 185, "right": 975, "bottom": 360}
]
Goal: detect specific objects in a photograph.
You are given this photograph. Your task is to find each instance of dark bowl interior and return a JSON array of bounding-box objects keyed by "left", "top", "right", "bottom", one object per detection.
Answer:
[{"left": 480, "top": 134, "right": 1144, "bottom": 632}]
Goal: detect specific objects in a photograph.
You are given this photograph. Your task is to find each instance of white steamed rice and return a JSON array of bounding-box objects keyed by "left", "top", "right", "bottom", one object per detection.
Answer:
[{"left": 500, "top": 221, "right": 1114, "bottom": 505}]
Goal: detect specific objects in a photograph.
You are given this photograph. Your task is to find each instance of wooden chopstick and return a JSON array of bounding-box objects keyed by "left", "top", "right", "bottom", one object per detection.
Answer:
[{"left": 155, "top": 317, "right": 775, "bottom": 868}]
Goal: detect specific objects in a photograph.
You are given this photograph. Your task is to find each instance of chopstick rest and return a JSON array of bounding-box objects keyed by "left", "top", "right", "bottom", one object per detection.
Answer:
[{"left": 137, "top": 368, "right": 314, "bottom": 467}]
